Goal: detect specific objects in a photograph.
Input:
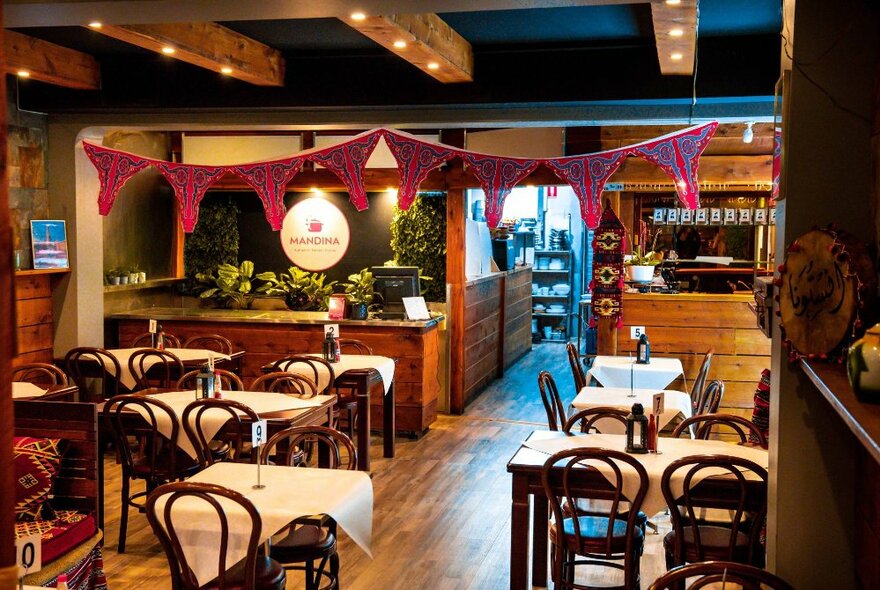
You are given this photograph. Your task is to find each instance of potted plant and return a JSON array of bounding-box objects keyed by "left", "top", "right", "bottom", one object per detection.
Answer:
[
  {"left": 256, "top": 266, "right": 337, "bottom": 311},
  {"left": 105, "top": 268, "right": 123, "bottom": 286},
  {"left": 626, "top": 221, "right": 663, "bottom": 283},
  {"left": 195, "top": 261, "right": 256, "bottom": 309},
  {"left": 127, "top": 264, "right": 140, "bottom": 284},
  {"left": 343, "top": 268, "right": 377, "bottom": 320}
]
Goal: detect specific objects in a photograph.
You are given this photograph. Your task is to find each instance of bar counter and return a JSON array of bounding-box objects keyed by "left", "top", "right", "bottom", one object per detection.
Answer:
[{"left": 108, "top": 307, "right": 444, "bottom": 434}]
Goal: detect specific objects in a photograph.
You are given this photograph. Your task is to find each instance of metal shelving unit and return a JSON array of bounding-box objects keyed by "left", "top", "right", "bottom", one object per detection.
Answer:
[{"left": 532, "top": 249, "right": 574, "bottom": 342}]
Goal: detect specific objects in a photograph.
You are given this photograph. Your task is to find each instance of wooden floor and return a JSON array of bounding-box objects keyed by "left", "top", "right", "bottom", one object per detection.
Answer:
[{"left": 101, "top": 343, "right": 674, "bottom": 589}]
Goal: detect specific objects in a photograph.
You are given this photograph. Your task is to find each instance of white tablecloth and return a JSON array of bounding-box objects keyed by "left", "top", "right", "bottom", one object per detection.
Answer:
[
  {"left": 523, "top": 433, "right": 768, "bottom": 517},
  {"left": 12, "top": 382, "right": 47, "bottom": 399},
  {"left": 571, "top": 387, "right": 692, "bottom": 434},
  {"left": 284, "top": 354, "right": 395, "bottom": 394},
  {"left": 587, "top": 356, "right": 685, "bottom": 390},
  {"left": 128, "top": 390, "right": 329, "bottom": 459},
  {"left": 154, "top": 462, "right": 373, "bottom": 586},
  {"left": 104, "top": 348, "right": 232, "bottom": 390}
]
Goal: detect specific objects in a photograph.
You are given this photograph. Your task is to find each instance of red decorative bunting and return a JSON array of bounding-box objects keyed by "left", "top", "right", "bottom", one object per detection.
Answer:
[
  {"left": 383, "top": 130, "right": 456, "bottom": 210},
  {"left": 156, "top": 163, "right": 228, "bottom": 232},
  {"left": 631, "top": 122, "right": 718, "bottom": 210},
  {"left": 230, "top": 158, "right": 304, "bottom": 231},
  {"left": 462, "top": 153, "right": 539, "bottom": 228},
  {"left": 306, "top": 130, "right": 382, "bottom": 211},
  {"left": 544, "top": 148, "right": 630, "bottom": 229},
  {"left": 82, "top": 142, "right": 152, "bottom": 215}
]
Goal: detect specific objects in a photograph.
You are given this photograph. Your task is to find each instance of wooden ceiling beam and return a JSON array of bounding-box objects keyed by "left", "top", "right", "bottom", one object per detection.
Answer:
[
  {"left": 88, "top": 22, "right": 284, "bottom": 86},
  {"left": 346, "top": 13, "right": 474, "bottom": 83},
  {"left": 650, "top": 0, "right": 698, "bottom": 76},
  {"left": 4, "top": 30, "right": 100, "bottom": 90}
]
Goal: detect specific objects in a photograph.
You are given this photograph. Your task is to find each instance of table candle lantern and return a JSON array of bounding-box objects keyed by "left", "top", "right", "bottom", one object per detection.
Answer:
[
  {"left": 196, "top": 364, "right": 214, "bottom": 399},
  {"left": 625, "top": 403, "right": 648, "bottom": 453},
  {"left": 323, "top": 327, "right": 339, "bottom": 363},
  {"left": 636, "top": 333, "right": 650, "bottom": 364}
]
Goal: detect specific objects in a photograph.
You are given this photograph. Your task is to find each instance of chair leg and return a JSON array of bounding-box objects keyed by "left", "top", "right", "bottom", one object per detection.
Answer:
[
  {"left": 329, "top": 551, "right": 340, "bottom": 589},
  {"left": 118, "top": 477, "right": 130, "bottom": 553},
  {"left": 305, "top": 559, "right": 315, "bottom": 590}
]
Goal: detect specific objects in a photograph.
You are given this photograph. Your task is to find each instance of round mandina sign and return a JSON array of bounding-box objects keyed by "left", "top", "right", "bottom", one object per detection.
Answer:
[{"left": 280, "top": 197, "right": 351, "bottom": 271}]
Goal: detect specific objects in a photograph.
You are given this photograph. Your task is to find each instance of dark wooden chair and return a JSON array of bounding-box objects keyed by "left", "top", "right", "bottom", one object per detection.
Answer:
[
  {"left": 272, "top": 356, "right": 336, "bottom": 395},
  {"left": 661, "top": 455, "right": 768, "bottom": 571},
  {"left": 183, "top": 333, "right": 234, "bottom": 355},
  {"left": 566, "top": 342, "right": 587, "bottom": 392},
  {"left": 183, "top": 397, "right": 261, "bottom": 468},
  {"left": 538, "top": 370, "right": 568, "bottom": 431},
  {"left": 694, "top": 379, "right": 724, "bottom": 416},
  {"left": 690, "top": 349, "right": 714, "bottom": 410},
  {"left": 104, "top": 394, "right": 201, "bottom": 553},
  {"left": 562, "top": 407, "right": 629, "bottom": 434},
  {"left": 336, "top": 338, "right": 373, "bottom": 355},
  {"left": 65, "top": 346, "right": 121, "bottom": 402},
  {"left": 129, "top": 348, "right": 185, "bottom": 390},
  {"left": 146, "top": 481, "right": 286, "bottom": 590},
  {"left": 334, "top": 339, "right": 372, "bottom": 439},
  {"left": 260, "top": 426, "right": 357, "bottom": 590},
  {"left": 13, "top": 362, "right": 70, "bottom": 386},
  {"left": 130, "top": 331, "right": 181, "bottom": 348},
  {"left": 648, "top": 561, "right": 794, "bottom": 590},
  {"left": 177, "top": 368, "right": 244, "bottom": 392},
  {"left": 251, "top": 372, "right": 318, "bottom": 398},
  {"left": 542, "top": 447, "right": 649, "bottom": 590},
  {"left": 672, "top": 414, "right": 768, "bottom": 448}
]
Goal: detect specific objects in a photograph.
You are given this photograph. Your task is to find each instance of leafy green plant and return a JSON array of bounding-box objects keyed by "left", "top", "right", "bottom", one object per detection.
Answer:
[
  {"left": 390, "top": 195, "right": 446, "bottom": 302},
  {"left": 626, "top": 220, "right": 663, "bottom": 266},
  {"left": 255, "top": 266, "right": 336, "bottom": 311},
  {"left": 195, "top": 261, "right": 255, "bottom": 308},
  {"left": 343, "top": 268, "right": 377, "bottom": 306},
  {"left": 184, "top": 197, "right": 240, "bottom": 279}
]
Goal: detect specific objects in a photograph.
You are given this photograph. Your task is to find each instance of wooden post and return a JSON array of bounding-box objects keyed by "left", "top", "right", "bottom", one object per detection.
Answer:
[
  {"left": 444, "top": 129, "right": 466, "bottom": 414},
  {"left": 596, "top": 317, "right": 618, "bottom": 356}
]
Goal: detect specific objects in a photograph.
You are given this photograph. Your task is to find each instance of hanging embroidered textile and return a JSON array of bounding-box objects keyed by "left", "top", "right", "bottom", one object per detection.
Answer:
[
  {"left": 155, "top": 162, "right": 228, "bottom": 232},
  {"left": 82, "top": 142, "right": 152, "bottom": 216},
  {"left": 383, "top": 129, "right": 457, "bottom": 210},
  {"left": 230, "top": 158, "right": 305, "bottom": 230},
  {"left": 544, "top": 148, "right": 631, "bottom": 229},
  {"left": 461, "top": 153, "right": 539, "bottom": 228},
  {"left": 772, "top": 127, "right": 782, "bottom": 201},
  {"left": 589, "top": 203, "right": 627, "bottom": 328},
  {"left": 306, "top": 130, "right": 382, "bottom": 212}
]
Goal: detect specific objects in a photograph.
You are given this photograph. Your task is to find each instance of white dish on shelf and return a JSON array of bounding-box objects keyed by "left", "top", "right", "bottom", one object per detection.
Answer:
[
  {"left": 552, "top": 284, "right": 571, "bottom": 296},
  {"left": 548, "top": 258, "right": 564, "bottom": 270}
]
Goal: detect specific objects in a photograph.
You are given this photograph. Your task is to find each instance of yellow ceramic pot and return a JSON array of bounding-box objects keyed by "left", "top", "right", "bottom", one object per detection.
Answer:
[{"left": 847, "top": 324, "right": 880, "bottom": 401}]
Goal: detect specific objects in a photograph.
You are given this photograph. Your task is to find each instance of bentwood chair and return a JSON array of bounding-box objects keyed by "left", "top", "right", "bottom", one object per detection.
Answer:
[
  {"left": 129, "top": 348, "right": 185, "bottom": 390},
  {"left": 65, "top": 346, "right": 121, "bottom": 402},
  {"left": 146, "top": 481, "right": 286, "bottom": 590},
  {"left": 272, "top": 356, "right": 336, "bottom": 395},
  {"left": 661, "top": 455, "right": 769, "bottom": 571},
  {"left": 130, "top": 331, "right": 181, "bottom": 349},
  {"left": 562, "top": 407, "right": 629, "bottom": 434},
  {"left": 334, "top": 339, "right": 372, "bottom": 438},
  {"left": 177, "top": 368, "right": 244, "bottom": 392},
  {"left": 649, "top": 561, "right": 794, "bottom": 590},
  {"left": 689, "top": 349, "right": 714, "bottom": 410},
  {"left": 336, "top": 338, "right": 373, "bottom": 355},
  {"left": 672, "top": 414, "right": 768, "bottom": 448},
  {"left": 260, "top": 426, "right": 357, "bottom": 590},
  {"left": 183, "top": 398, "right": 261, "bottom": 468},
  {"left": 566, "top": 342, "right": 587, "bottom": 392},
  {"left": 542, "top": 447, "right": 649, "bottom": 590},
  {"left": 183, "top": 333, "right": 234, "bottom": 355},
  {"left": 693, "top": 380, "right": 725, "bottom": 417},
  {"left": 538, "top": 371, "right": 568, "bottom": 431},
  {"left": 105, "top": 394, "right": 201, "bottom": 553},
  {"left": 251, "top": 372, "right": 318, "bottom": 398},
  {"left": 13, "top": 362, "right": 69, "bottom": 386}
]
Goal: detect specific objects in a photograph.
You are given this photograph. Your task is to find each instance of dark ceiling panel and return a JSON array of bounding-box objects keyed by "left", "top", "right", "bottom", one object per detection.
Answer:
[
  {"left": 221, "top": 17, "right": 378, "bottom": 53},
  {"left": 9, "top": 25, "right": 154, "bottom": 57},
  {"left": 698, "top": 0, "right": 783, "bottom": 37}
]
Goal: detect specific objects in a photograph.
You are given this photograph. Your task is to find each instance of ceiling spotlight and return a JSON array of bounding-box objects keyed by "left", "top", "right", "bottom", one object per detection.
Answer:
[
  {"left": 670, "top": 52, "right": 683, "bottom": 61},
  {"left": 742, "top": 122, "right": 755, "bottom": 144},
  {"left": 665, "top": 0, "right": 682, "bottom": 5},
  {"left": 350, "top": 12, "right": 366, "bottom": 21},
  {"left": 393, "top": 40, "right": 407, "bottom": 49},
  {"left": 220, "top": 67, "right": 233, "bottom": 75},
  {"left": 427, "top": 62, "right": 440, "bottom": 70},
  {"left": 669, "top": 28, "right": 684, "bottom": 37},
  {"left": 161, "top": 46, "right": 176, "bottom": 55},
  {"left": 17, "top": 70, "right": 30, "bottom": 78},
  {"left": 88, "top": 21, "right": 102, "bottom": 29}
]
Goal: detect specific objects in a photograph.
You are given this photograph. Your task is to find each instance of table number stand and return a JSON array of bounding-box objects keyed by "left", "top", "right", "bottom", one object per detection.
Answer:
[{"left": 251, "top": 419, "right": 268, "bottom": 489}]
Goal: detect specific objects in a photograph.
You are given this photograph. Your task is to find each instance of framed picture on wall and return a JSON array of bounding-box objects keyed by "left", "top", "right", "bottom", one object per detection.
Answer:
[
  {"left": 755, "top": 208, "right": 768, "bottom": 225},
  {"left": 652, "top": 208, "right": 666, "bottom": 224},
  {"left": 709, "top": 208, "right": 723, "bottom": 225},
  {"left": 30, "top": 220, "right": 69, "bottom": 269},
  {"left": 769, "top": 207, "right": 777, "bottom": 224},
  {"left": 723, "top": 208, "right": 737, "bottom": 225},
  {"left": 695, "top": 208, "right": 709, "bottom": 225},
  {"left": 666, "top": 208, "right": 679, "bottom": 224},
  {"left": 738, "top": 208, "right": 753, "bottom": 224},
  {"left": 680, "top": 209, "right": 694, "bottom": 224}
]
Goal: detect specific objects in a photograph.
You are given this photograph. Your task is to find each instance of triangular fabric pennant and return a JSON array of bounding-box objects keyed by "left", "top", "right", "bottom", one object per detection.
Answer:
[
  {"left": 462, "top": 153, "right": 539, "bottom": 228},
  {"left": 631, "top": 122, "right": 718, "bottom": 209},
  {"left": 230, "top": 158, "right": 305, "bottom": 231},
  {"left": 544, "top": 148, "right": 631, "bottom": 229},
  {"left": 383, "top": 129, "right": 457, "bottom": 210},
  {"left": 82, "top": 142, "right": 152, "bottom": 216},
  {"left": 156, "top": 163, "right": 228, "bottom": 232},
  {"left": 589, "top": 203, "right": 627, "bottom": 329},
  {"left": 306, "top": 130, "right": 382, "bottom": 211}
]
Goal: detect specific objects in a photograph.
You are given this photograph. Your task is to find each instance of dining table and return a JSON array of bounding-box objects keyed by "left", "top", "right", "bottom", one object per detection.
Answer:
[
  {"left": 12, "top": 381, "right": 78, "bottom": 401},
  {"left": 154, "top": 461, "right": 373, "bottom": 587},
  {"left": 506, "top": 430, "right": 769, "bottom": 589},
  {"left": 570, "top": 386, "right": 693, "bottom": 434},
  {"left": 587, "top": 355, "right": 686, "bottom": 390}
]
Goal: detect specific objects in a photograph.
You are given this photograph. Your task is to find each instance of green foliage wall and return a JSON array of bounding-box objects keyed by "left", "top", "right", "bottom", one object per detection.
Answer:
[
  {"left": 184, "top": 196, "right": 240, "bottom": 278},
  {"left": 390, "top": 194, "right": 447, "bottom": 302}
]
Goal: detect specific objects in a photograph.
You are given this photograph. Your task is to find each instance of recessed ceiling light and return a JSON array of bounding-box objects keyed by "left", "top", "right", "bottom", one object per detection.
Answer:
[
  {"left": 161, "top": 46, "right": 176, "bottom": 55},
  {"left": 88, "top": 21, "right": 102, "bottom": 29},
  {"left": 350, "top": 12, "right": 366, "bottom": 21},
  {"left": 669, "top": 28, "right": 684, "bottom": 37},
  {"left": 17, "top": 70, "right": 30, "bottom": 78},
  {"left": 665, "top": 0, "right": 682, "bottom": 5},
  {"left": 427, "top": 62, "right": 440, "bottom": 70},
  {"left": 220, "top": 67, "right": 233, "bottom": 75},
  {"left": 393, "top": 40, "right": 407, "bottom": 49},
  {"left": 670, "top": 52, "right": 683, "bottom": 61}
]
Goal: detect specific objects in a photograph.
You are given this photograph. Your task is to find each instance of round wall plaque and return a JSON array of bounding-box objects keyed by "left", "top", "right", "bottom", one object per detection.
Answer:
[{"left": 280, "top": 197, "right": 350, "bottom": 271}]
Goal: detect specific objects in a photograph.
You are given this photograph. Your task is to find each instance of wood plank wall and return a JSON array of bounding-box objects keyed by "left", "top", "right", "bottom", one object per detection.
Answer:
[
  {"left": 503, "top": 266, "right": 533, "bottom": 369},
  {"left": 612, "top": 293, "right": 771, "bottom": 419},
  {"left": 13, "top": 272, "right": 58, "bottom": 365}
]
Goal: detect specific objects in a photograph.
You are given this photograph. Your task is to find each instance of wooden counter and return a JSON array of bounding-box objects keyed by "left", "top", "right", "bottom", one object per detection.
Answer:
[
  {"left": 109, "top": 308, "right": 443, "bottom": 434},
  {"left": 14, "top": 269, "right": 69, "bottom": 366},
  {"left": 605, "top": 292, "right": 771, "bottom": 419}
]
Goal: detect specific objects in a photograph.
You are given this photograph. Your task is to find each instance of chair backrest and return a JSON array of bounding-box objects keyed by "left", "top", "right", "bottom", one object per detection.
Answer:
[
  {"left": 176, "top": 368, "right": 244, "bottom": 392},
  {"left": 182, "top": 398, "right": 260, "bottom": 468},
  {"left": 64, "top": 346, "right": 121, "bottom": 401},
  {"left": 129, "top": 348, "right": 185, "bottom": 390},
  {"left": 183, "top": 334, "right": 234, "bottom": 355},
  {"left": 272, "top": 356, "right": 336, "bottom": 394},
  {"left": 694, "top": 379, "right": 724, "bottom": 416},
  {"left": 690, "top": 349, "right": 714, "bottom": 406},
  {"left": 249, "top": 371, "right": 318, "bottom": 398},
  {"left": 566, "top": 342, "right": 587, "bottom": 392},
  {"left": 648, "top": 561, "right": 794, "bottom": 590},
  {"left": 146, "top": 481, "right": 264, "bottom": 590},
  {"left": 260, "top": 425, "right": 357, "bottom": 470},
  {"left": 542, "top": 447, "right": 648, "bottom": 585},
  {"left": 12, "top": 362, "right": 69, "bottom": 386},
  {"left": 105, "top": 394, "right": 187, "bottom": 480},
  {"left": 563, "top": 407, "right": 629, "bottom": 434},
  {"left": 537, "top": 371, "right": 567, "bottom": 431},
  {"left": 337, "top": 338, "right": 373, "bottom": 355},
  {"left": 131, "top": 331, "right": 182, "bottom": 349},
  {"left": 671, "top": 414, "right": 768, "bottom": 449},
  {"left": 661, "top": 454, "right": 768, "bottom": 565}
]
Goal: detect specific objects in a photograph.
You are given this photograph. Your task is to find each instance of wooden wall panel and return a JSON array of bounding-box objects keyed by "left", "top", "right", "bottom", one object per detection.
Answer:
[
  {"left": 503, "top": 266, "right": 533, "bottom": 369},
  {"left": 12, "top": 272, "right": 61, "bottom": 366},
  {"left": 463, "top": 274, "right": 502, "bottom": 406}
]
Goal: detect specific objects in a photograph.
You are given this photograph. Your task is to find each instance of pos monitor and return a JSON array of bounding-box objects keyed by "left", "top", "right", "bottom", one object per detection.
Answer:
[{"left": 371, "top": 266, "right": 420, "bottom": 319}]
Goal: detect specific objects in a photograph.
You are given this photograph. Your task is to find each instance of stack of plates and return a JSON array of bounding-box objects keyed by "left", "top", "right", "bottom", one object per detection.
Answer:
[
  {"left": 548, "top": 304, "right": 566, "bottom": 314},
  {"left": 552, "top": 284, "right": 571, "bottom": 296},
  {"left": 549, "top": 258, "right": 564, "bottom": 270},
  {"left": 549, "top": 229, "right": 569, "bottom": 250}
]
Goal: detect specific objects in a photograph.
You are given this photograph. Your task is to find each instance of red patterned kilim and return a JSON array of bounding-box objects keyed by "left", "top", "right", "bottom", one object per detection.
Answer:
[
  {"left": 383, "top": 129, "right": 457, "bottom": 210},
  {"left": 462, "top": 153, "right": 539, "bottom": 228},
  {"left": 307, "top": 130, "right": 382, "bottom": 211},
  {"left": 589, "top": 204, "right": 627, "bottom": 328},
  {"left": 14, "top": 436, "right": 64, "bottom": 521},
  {"left": 230, "top": 157, "right": 305, "bottom": 230},
  {"left": 82, "top": 142, "right": 151, "bottom": 215},
  {"left": 46, "top": 542, "right": 107, "bottom": 590},
  {"left": 631, "top": 122, "right": 718, "bottom": 210},
  {"left": 544, "top": 148, "right": 630, "bottom": 229},
  {"left": 156, "top": 162, "right": 228, "bottom": 232}
]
